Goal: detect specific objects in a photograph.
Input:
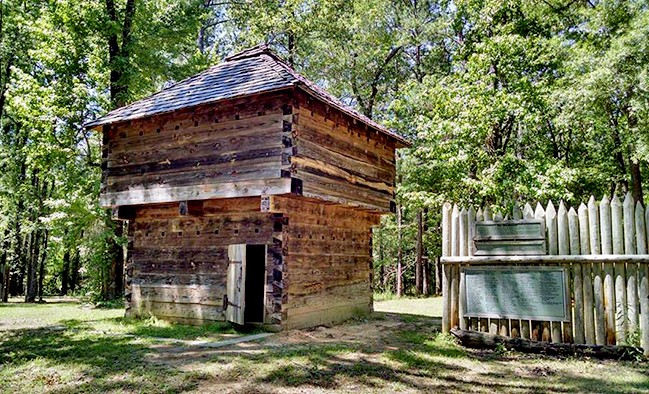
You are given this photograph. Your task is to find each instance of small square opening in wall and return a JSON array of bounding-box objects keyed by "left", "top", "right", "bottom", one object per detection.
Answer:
[
  {"left": 214, "top": 230, "right": 219, "bottom": 234},
  {"left": 234, "top": 229, "right": 239, "bottom": 234}
]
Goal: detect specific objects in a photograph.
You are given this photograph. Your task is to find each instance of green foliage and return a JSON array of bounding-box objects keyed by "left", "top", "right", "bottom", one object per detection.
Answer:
[{"left": 3, "top": 0, "right": 649, "bottom": 301}]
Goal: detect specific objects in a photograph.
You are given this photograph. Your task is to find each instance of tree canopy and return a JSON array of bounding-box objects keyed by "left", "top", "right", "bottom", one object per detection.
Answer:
[{"left": 1, "top": 0, "right": 648, "bottom": 299}]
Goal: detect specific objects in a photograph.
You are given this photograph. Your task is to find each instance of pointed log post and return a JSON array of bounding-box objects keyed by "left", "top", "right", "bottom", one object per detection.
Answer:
[
  {"left": 557, "top": 202, "right": 572, "bottom": 342},
  {"left": 600, "top": 196, "right": 612, "bottom": 254},
  {"left": 450, "top": 205, "right": 460, "bottom": 329},
  {"left": 545, "top": 190, "right": 564, "bottom": 338},
  {"left": 578, "top": 204, "right": 591, "bottom": 254},
  {"left": 624, "top": 193, "right": 638, "bottom": 334},
  {"left": 468, "top": 207, "right": 476, "bottom": 257},
  {"left": 493, "top": 209, "right": 503, "bottom": 221},
  {"left": 476, "top": 207, "right": 484, "bottom": 222},
  {"left": 586, "top": 197, "right": 605, "bottom": 345},
  {"left": 442, "top": 203, "right": 452, "bottom": 333},
  {"left": 640, "top": 262, "right": 649, "bottom": 356},
  {"left": 483, "top": 206, "right": 492, "bottom": 221},
  {"left": 458, "top": 208, "right": 468, "bottom": 330},
  {"left": 569, "top": 207, "right": 585, "bottom": 344},
  {"left": 600, "top": 195, "right": 616, "bottom": 345},
  {"left": 635, "top": 202, "right": 647, "bottom": 254},
  {"left": 638, "top": 209, "right": 649, "bottom": 357},
  {"left": 581, "top": 197, "right": 600, "bottom": 345},
  {"left": 546, "top": 201, "right": 558, "bottom": 256},
  {"left": 558, "top": 202, "right": 569, "bottom": 255},
  {"left": 513, "top": 203, "right": 522, "bottom": 220},
  {"left": 611, "top": 194, "right": 627, "bottom": 342},
  {"left": 534, "top": 203, "right": 545, "bottom": 222},
  {"left": 523, "top": 203, "right": 534, "bottom": 220},
  {"left": 459, "top": 208, "right": 469, "bottom": 257},
  {"left": 623, "top": 192, "right": 636, "bottom": 255}
]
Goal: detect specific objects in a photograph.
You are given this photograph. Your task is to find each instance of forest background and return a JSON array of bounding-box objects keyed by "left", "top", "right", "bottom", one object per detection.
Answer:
[{"left": 1, "top": 0, "right": 648, "bottom": 302}]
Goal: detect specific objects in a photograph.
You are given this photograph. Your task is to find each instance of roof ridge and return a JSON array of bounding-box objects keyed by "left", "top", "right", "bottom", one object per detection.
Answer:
[{"left": 225, "top": 44, "right": 271, "bottom": 61}]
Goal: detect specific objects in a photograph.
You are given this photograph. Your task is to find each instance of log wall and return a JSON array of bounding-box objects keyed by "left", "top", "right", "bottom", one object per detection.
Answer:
[
  {"left": 271, "top": 196, "right": 381, "bottom": 329},
  {"left": 126, "top": 197, "right": 284, "bottom": 325},
  {"left": 441, "top": 194, "right": 649, "bottom": 355},
  {"left": 101, "top": 92, "right": 293, "bottom": 207},
  {"left": 289, "top": 91, "right": 397, "bottom": 212}
]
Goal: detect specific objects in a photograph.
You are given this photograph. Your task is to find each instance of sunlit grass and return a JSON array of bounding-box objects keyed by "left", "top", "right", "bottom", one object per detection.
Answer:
[
  {"left": 374, "top": 295, "right": 443, "bottom": 318},
  {"left": 2, "top": 298, "right": 649, "bottom": 393}
]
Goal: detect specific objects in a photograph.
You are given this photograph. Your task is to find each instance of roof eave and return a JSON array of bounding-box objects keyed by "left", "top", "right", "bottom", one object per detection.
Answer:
[{"left": 84, "top": 86, "right": 297, "bottom": 131}]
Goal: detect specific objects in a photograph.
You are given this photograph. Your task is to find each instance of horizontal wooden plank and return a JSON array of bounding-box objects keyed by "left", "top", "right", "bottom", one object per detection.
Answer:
[
  {"left": 134, "top": 197, "right": 263, "bottom": 218},
  {"left": 133, "top": 273, "right": 227, "bottom": 287},
  {"left": 292, "top": 155, "right": 393, "bottom": 194},
  {"left": 297, "top": 138, "right": 394, "bottom": 184},
  {"left": 134, "top": 284, "right": 224, "bottom": 305},
  {"left": 132, "top": 299, "right": 225, "bottom": 321},
  {"left": 441, "top": 255, "right": 649, "bottom": 264},
  {"left": 286, "top": 300, "right": 371, "bottom": 329},
  {"left": 295, "top": 107, "right": 395, "bottom": 166},
  {"left": 107, "top": 146, "right": 285, "bottom": 178},
  {"left": 100, "top": 178, "right": 291, "bottom": 207},
  {"left": 109, "top": 112, "right": 283, "bottom": 156},
  {"left": 272, "top": 196, "right": 381, "bottom": 225},
  {"left": 296, "top": 171, "right": 391, "bottom": 212}
]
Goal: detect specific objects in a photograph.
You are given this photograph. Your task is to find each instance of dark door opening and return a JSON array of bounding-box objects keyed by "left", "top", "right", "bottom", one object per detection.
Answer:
[{"left": 244, "top": 244, "right": 266, "bottom": 323}]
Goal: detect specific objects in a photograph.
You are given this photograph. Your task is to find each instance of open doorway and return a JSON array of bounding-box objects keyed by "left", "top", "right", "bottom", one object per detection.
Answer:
[{"left": 244, "top": 244, "right": 266, "bottom": 323}]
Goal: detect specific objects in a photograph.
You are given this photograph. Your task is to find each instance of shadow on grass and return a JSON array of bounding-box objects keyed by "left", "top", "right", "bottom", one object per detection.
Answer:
[
  {"left": 0, "top": 299, "right": 82, "bottom": 308},
  {"left": 57, "top": 316, "right": 263, "bottom": 341},
  {"left": 197, "top": 327, "right": 649, "bottom": 394},
  {"left": 0, "top": 324, "right": 207, "bottom": 393}
]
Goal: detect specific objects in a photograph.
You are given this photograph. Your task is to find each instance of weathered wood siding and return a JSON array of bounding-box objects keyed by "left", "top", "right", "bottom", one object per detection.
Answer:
[
  {"left": 101, "top": 92, "right": 293, "bottom": 207},
  {"left": 289, "top": 91, "right": 397, "bottom": 212},
  {"left": 271, "top": 196, "right": 381, "bottom": 329},
  {"left": 126, "top": 197, "right": 284, "bottom": 325}
]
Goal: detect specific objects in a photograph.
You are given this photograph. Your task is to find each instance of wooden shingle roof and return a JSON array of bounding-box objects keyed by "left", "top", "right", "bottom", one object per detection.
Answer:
[{"left": 86, "top": 45, "right": 409, "bottom": 146}]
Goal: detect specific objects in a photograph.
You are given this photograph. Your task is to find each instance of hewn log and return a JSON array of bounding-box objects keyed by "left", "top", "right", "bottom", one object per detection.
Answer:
[{"left": 450, "top": 328, "right": 643, "bottom": 360}]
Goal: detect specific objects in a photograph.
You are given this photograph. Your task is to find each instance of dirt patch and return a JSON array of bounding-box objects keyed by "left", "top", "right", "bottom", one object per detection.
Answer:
[{"left": 147, "top": 314, "right": 440, "bottom": 369}]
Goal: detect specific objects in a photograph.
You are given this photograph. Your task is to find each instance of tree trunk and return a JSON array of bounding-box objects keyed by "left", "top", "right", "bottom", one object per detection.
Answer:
[
  {"left": 25, "top": 230, "right": 37, "bottom": 302},
  {"left": 435, "top": 256, "right": 442, "bottom": 295},
  {"left": 423, "top": 208, "right": 429, "bottom": 296},
  {"left": 377, "top": 227, "right": 384, "bottom": 293},
  {"left": 396, "top": 203, "right": 403, "bottom": 297},
  {"left": 61, "top": 247, "right": 70, "bottom": 295},
  {"left": 630, "top": 157, "right": 643, "bottom": 205},
  {"left": 38, "top": 230, "right": 48, "bottom": 302},
  {"left": 70, "top": 245, "right": 81, "bottom": 293},
  {"left": 105, "top": 217, "right": 124, "bottom": 300},
  {"left": 415, "top": 209, "right": 423, "bottom": 295},
  {"left": 0, "top": 229, "right": 8, "bottom": 302}
]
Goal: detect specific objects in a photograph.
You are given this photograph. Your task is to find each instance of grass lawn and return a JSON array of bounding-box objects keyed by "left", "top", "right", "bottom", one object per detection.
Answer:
[
  {"left": 1, "top": 297, "right": 648, "bottom": 393},
  {"left": 374, "top": 295, "right": 444, "bottom": 319}
]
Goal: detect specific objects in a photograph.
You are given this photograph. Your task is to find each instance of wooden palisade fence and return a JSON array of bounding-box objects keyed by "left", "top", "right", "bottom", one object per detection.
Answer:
[{"left": 441, "top": 192, "right": 649, "bottom": 355}]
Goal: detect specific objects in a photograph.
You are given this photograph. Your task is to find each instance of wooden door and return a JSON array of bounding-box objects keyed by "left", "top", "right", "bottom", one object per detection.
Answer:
[{"left": 226, "top": 244, "right": 246, "bottom": 324}]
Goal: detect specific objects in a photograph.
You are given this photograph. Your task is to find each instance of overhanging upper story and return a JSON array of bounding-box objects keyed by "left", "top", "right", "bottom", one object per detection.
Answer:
[{"left": 88, "top": 46, "right": 410, "bottom": 213}]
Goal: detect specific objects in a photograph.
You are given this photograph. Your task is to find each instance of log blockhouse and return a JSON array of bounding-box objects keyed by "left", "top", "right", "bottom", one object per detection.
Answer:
[{"left": 87, "top": 45, "right": 408, "bottom": 330}]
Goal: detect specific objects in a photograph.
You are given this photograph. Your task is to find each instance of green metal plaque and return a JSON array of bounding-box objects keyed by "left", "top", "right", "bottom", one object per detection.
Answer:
[
  {"left": 462, "top": 266, "right": 569, "bottom": 321},
  {"left": 473, "top": 220, "right": 546, "bottom": 256}
]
